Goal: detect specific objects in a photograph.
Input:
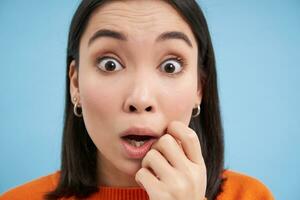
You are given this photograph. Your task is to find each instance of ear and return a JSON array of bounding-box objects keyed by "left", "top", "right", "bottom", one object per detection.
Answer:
[
  {"left": 69, "top": 60, "right": 79, "bottom": 102},
  {"left": 196, "top": 86, "right": 203, "bottom": 106}
]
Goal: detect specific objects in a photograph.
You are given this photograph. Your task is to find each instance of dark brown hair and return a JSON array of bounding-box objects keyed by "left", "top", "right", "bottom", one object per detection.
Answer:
[{"left": 45, "top": 0, "right": 225, "bottom": 199}]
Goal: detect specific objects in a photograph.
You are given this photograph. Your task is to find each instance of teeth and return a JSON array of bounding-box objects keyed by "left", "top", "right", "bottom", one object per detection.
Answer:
[{"left": 127, "top": 139, "right": 146, "bottom": 147}]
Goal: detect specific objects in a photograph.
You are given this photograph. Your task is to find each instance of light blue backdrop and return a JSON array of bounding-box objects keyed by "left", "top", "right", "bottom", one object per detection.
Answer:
[{"left": 0, "top": 1, "right": 299, "bottom": 199}]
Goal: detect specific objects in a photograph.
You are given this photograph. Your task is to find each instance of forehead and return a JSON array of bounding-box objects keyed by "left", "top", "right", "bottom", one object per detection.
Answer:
[{"left": 82, "top": 0, "right": 196, "bottom": 45}]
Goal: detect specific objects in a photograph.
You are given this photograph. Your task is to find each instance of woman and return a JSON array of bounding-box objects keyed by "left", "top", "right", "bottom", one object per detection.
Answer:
[{"left": 0, "top": 0, "right": 274, "bottom": 200}]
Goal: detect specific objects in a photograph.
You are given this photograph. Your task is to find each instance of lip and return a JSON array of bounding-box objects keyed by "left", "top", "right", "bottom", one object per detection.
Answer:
[
  {"left": 119, "top": 127, "right": 160, "bottom": 138},
  {"left": 121, "top": 138, "right": 157, "bottom": 159},
  {"left": 119, "top": 126, "right": 160, "bottom": 159}
]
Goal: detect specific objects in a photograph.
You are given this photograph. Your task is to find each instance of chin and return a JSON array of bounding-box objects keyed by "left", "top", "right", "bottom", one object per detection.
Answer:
[{"left": 118, "top": 158, "right": 143, "bottom": 176}]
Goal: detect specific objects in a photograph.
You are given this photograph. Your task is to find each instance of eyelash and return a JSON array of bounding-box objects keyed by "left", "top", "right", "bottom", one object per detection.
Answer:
[
  {"left": 163, "top": 56, "right": 186, "bottom": 77},
  {"left": 95, "top": 55, "right": 187, "bottom": 76}
]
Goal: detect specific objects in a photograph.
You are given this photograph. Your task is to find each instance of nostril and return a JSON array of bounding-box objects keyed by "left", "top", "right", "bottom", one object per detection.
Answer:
[
  {"left": 128, "top": 105, "right": 152, "bottom": 112},
  {"left": 129, "top": 105, "right": 136, "bottom": 112}
]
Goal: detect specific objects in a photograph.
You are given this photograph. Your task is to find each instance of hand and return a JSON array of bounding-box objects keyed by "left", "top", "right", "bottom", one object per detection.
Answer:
[{"left": 135, "top": 121, "right": 207, "bottom": 200}]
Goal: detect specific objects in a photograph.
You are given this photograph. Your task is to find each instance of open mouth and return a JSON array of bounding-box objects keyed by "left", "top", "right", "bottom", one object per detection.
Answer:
[{"left": 121, "top": 135, "right": 155, "bottom": 147}]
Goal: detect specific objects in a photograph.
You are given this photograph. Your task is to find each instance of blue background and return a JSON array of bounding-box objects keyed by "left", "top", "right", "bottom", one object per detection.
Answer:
[{"left": 0, "top": 1, "right": 299, "bottom": 199}]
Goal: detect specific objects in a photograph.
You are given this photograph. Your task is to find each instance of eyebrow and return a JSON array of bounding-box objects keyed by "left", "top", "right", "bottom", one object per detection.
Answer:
[
  {"left": 88, "top": 29, "right": 193, "bottom": 48},
  {"left": 88, "top": 29, "right": 127, "bottom": 46},
  {"left": 156, "top": 31, "right": 193, "bottom": 48}
]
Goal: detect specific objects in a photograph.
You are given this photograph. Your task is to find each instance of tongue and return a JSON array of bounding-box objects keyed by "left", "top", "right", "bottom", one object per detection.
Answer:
[{"left": 123, "top": 135, "right": 153, "bottom": 141}]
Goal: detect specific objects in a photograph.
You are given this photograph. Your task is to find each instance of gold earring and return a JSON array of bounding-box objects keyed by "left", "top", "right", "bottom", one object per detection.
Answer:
[
  {"left": 192, "top": 104, "right": 201, "bottom": 118},
  {"left": 73, "top": 97, "right": 77, "bottom": 103},
  {"left": 73, "top": 97, "right": 82, "bottom": 117}
]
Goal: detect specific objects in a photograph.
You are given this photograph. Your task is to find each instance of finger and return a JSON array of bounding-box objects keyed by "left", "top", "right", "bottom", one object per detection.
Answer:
[
  {"left": 135, "top": 167, "right": 162, "bottom": 193},
  {"left": 141, "top": 149, "right": 175, "bottom": 181},
  {"left": 174, "top": 138, "right": 185, "bottom": 154},
  {"left": 166, "top": 121, "right": 203, "bottom": 165},
  {"left": 151, "top": 133, "right": 188, "bottom": 170}
]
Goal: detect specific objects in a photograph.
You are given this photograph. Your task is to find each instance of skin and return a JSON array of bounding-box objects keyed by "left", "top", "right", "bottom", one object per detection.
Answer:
[{"left": 69, "top": 0, "right": 206, "bottom": 199}]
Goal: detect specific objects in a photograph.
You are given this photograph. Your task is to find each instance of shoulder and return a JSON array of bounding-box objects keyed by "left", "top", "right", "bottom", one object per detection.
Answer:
[
  {"left": 0, "top": 171, "right": 60, "bottom": 200},
  {"left": 216, "top": 170, "right": 275, "bottom": 200}
]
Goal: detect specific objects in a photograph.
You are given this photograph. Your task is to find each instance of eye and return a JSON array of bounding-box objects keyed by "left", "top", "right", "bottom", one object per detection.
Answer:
[
  {"left": 160, "top": 58, "right": 183, "bottom": 75},
  {"left": 96, "top": 57, "right": 124, "bottom": 72}
]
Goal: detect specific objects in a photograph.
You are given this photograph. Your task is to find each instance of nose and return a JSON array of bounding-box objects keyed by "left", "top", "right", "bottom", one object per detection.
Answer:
[{"left": 123, "top": 76, "right": 156, "bottom": 114}]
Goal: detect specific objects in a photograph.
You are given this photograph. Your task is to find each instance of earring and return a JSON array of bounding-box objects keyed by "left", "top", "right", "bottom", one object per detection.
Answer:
[
  {"left": 73, "top": 97, "right": 82, "bottom": 117},
  {"left": 192, "top": 104, "right": 201, "bottom": 118}
]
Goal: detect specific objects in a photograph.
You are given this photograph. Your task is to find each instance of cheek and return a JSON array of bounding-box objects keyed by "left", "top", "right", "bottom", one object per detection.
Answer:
[
  {"left": 81, "top": 83, "right": 115, "bottom": 123},
  {"left": 167, "top": 90, "right": 195, "bottom": 124},
  {"left": 78, "top": 73, "right": 121, "bottom": 147},
  {"left": 160, "top": 77, "right": 197, "bottom": 125}
]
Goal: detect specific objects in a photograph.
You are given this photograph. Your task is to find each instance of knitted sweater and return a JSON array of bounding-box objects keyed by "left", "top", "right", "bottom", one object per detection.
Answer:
[{"left": 0, "top": 170, "right": 274, "bottom": 200}]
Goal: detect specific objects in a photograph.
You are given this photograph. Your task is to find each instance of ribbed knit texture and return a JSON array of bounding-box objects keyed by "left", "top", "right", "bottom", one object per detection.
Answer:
[
  {"left": 89, "top": 187, "right": 149, "bottom": 200},
  {"left": 0, "top": 170, "right": 274, "bottom": 200}
]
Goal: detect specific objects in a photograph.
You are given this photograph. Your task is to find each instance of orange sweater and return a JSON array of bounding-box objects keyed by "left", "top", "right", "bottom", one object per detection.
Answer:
[{"left": 0, "top": 170, "right": 274, "bottom": 200}]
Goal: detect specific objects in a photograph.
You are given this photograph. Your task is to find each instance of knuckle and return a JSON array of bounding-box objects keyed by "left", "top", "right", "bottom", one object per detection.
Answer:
[
  {"left": 169, "top": 172, "right": 183, "bottom": 184},
  {"left": 188, "top": 130, "right": 199, "bottom": 140},
  {"left": 142, "top": 149, "right": 159, "bottom": 167},
  {"left": 189, "top": 165, "right": 206, "bottom": 183},
  {"left": 188, "top": 129, "right": 197, "bottom": 136},
  {"left": 147, "top": 148, "right": 158, "bottom": 158},
  {"left": 136, "top": 167, "right": 145, "bottom": 178},
  {"left": 161, "top": 134, "right": 175, "bottom": 145},
  {"left": 171, "top": 177, "right": 188, "bottom": 191}
]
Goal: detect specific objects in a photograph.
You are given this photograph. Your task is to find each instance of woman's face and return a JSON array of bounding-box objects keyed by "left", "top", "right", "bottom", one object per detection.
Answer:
[{"left": 69, "top": 0, "right": 202, "bottom": 186}]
